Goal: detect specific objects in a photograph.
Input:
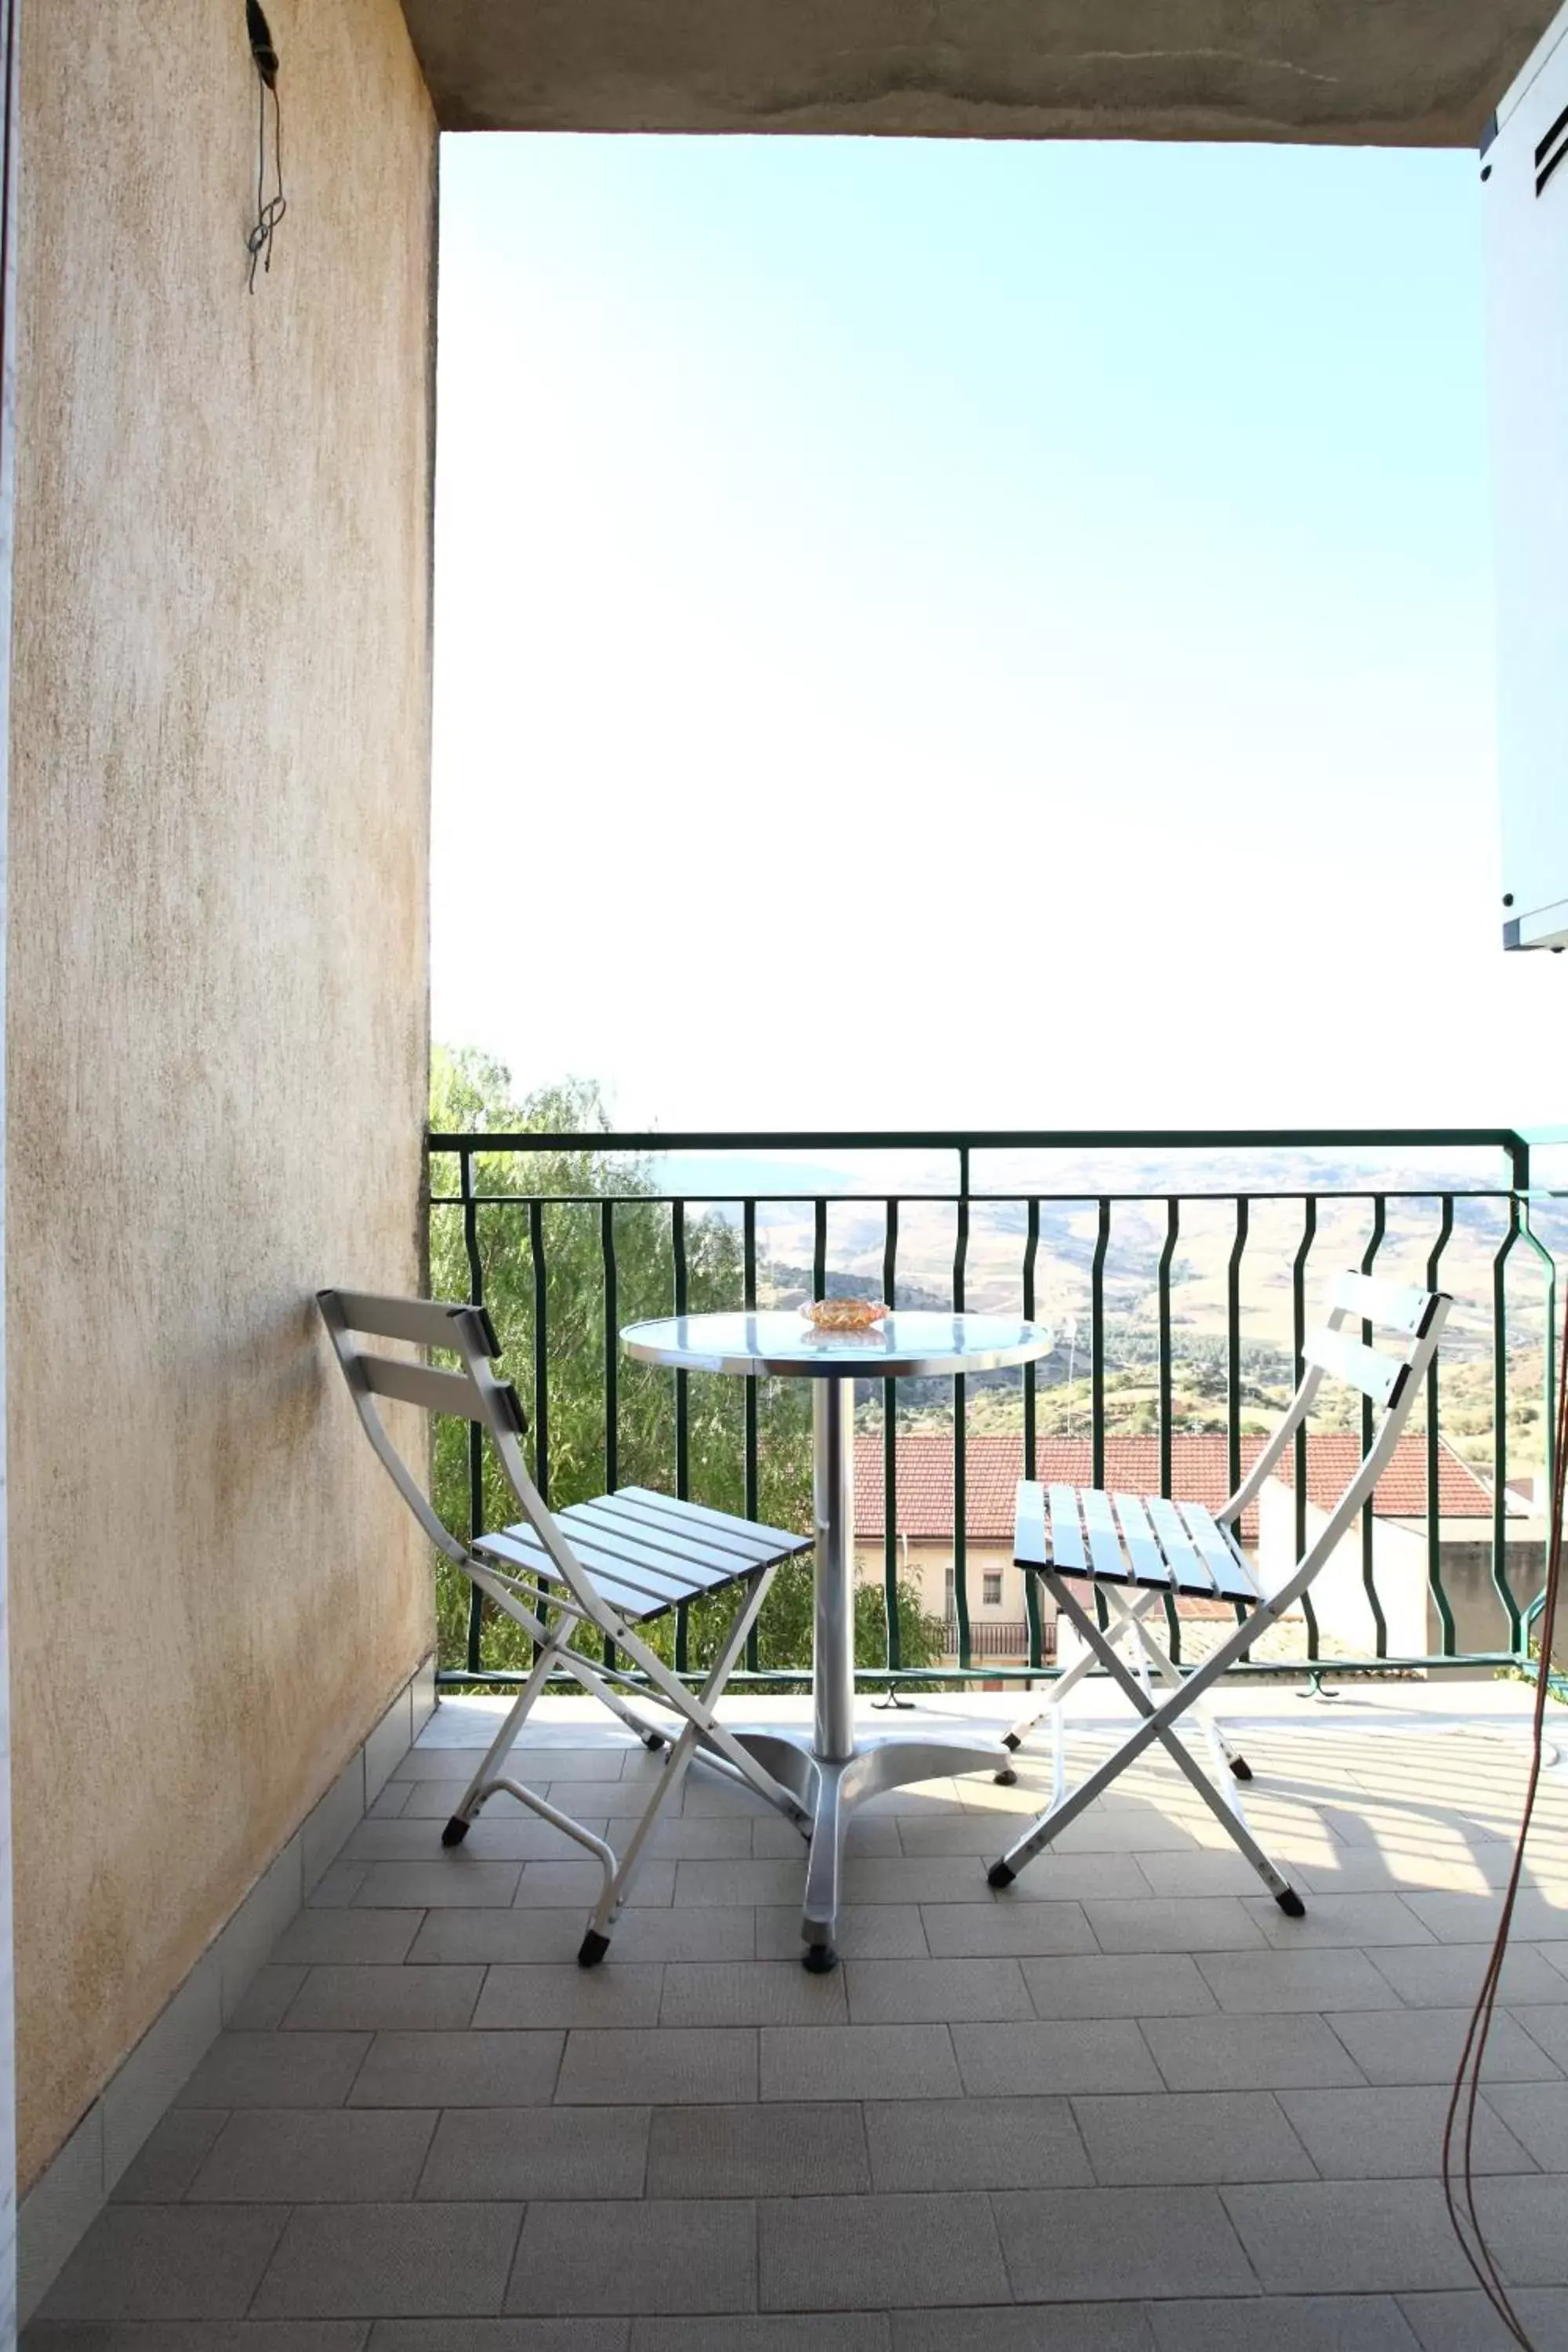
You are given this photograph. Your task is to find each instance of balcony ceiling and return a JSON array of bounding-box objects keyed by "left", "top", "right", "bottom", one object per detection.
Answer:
[{"left": 399, "top": 0, "right": 1555, "bottom": 141}]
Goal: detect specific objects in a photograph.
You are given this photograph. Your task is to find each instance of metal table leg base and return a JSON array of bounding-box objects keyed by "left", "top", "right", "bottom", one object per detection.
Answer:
[{"left": 734, "top": 1731, "right": 1011, "bottom": 1967}]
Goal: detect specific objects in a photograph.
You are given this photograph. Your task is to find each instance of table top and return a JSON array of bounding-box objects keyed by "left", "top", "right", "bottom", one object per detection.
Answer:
[{"left": 620, "top": 1310, "right": 1055, "bottom": 1380}]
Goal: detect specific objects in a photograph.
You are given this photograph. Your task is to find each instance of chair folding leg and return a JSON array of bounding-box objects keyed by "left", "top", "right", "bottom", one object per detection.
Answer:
[
  {"left": 989, "top": 1572, "right": 1302, "bottom": 1914},
  {"left": 578, "top": 1566, "right": 776, "bottom": 1967},
  {"left": 1109, "top": 1589, "right": 1254, "bottom": 1783}
]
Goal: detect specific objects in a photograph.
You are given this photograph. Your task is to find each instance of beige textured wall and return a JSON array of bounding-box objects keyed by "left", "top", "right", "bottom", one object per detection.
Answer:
[{"left": 9, "top": 0, "right": 435, "bottom": 2187}]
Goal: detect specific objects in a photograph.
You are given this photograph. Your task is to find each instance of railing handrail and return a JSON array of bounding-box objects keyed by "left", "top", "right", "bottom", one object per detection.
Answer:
[{"left": 431, "top": 1125, "right": 1530, "bottom": 1156}]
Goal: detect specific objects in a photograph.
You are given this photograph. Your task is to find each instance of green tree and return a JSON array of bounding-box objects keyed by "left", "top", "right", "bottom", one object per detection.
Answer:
[{"left": 426, "top": 1047, "right": 944, "bottom": 1676}]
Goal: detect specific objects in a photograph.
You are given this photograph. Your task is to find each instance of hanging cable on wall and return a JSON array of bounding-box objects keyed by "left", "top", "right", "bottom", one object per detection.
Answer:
[{"left": 245, "top": 0, "right": 285, "bottom": 291}]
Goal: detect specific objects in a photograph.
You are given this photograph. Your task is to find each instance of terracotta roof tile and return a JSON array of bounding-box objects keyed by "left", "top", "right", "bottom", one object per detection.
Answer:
[{"left": 852, "top": 1430, "right": 1492, "bottom": 1545}]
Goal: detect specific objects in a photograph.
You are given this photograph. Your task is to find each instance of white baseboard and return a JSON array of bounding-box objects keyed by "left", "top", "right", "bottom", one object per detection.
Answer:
[{"left": 16, "top": 1651, "right": 437, "bottom": 2325}]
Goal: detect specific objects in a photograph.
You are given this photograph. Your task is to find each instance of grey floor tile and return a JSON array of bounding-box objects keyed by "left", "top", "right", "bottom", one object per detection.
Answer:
[
  {"left": 1071, "top": 2091, "right": 1315, "bottom": 2184},
  {"left": 351, "top": 1864, "right": 522, "bottom": 1909},
  {"left": 1368, "top": 1944, "right": 1568, "bottom": 2008},
  {"left": 1221, "top": 2181, "right": 1475, "bottom": 2294},
  {"left": 1082, "top": 1899, "right": 1267, "bottom": 1954},
  {"left": 1142, "top": 2014, "right": 1367, "bottom": 2092},
  {"left": 596, "top": 1908, "right": 757, "bottom": 1963},
  {"left": 951, "top": 2020, "right": 1163, "bottom": 2097},
  {"left": 370, "top": 2325, "right": 629, "bottom": 2351},
  {"left": 648, "top": 1817, "right": 755, "bottom": 1858},
  {"left": 1277, "top": 2087, "right": 1536, "bottom": 2180},
  {"left": 177, "top": 2034, "right": 372, "bottom": 2110},
  {"left": 1401, "top": 1892, "right": 1568, "bottom": 1945},
  {"left": 755, "top": 1907, "right": 927, "bottom": 1961},
  {"left": 1479, "top": 2078, "right": 1568, "bottom": 2169},
  {"left": 109, "top": 2111, "right": 227, "bottom": 2202},
  {"left": 1466, "top": 2172, "right": 1568, "bottom": 2283},
  {"left": 230, "top": 1969, "right": 310, "bottom": 2031},
  {"left": 284, "top": 1968, "right": 484, "bottom": 2033},
  {"left": 274, "top": 1913, "right": 425, "bottom": 1967},
  {"left": 920, "top": 1900, "right": 1098, "bottom": 1958},
  {"left": 1194, "top": 1949, "right": 1403, "bottom": 2014},
  {"left": 419, "top": 2106, "right": 652, "bottom": 2200},
  {"left": 659, "top": 1961, "right": 848, "bottom": 2027},
  {"left": 514, "top": 1861, "right": 675, "bottom": 1908},
  {"left": 865, "top": 2094, "right": 1092, "bottom": 2190},
  {"left": 309, "top": 1864, "right": 368, "bottom": 1909},
  {"left": 1399, "top": 2288, "right": 1568, "bottom": 2350},
  {"left": 473, "top": 1965, "right": 664, "bottom": 2030},
  {"left": 36, "top": 2207, "right": 291, "bottom": 2322},
  {"left": 254, "top": 2204, "right": 523, "bottom": 2318},
  {"left": 21, "top": 2327, "right": 372, "bottom": 2351},
  {"left": 760, "top": 2024, "right": 960, "bottom": 2101},
  {"left": 892, "top": 2308, "right": 1154, "bottom": 2350},
  {"left": 993, "top": 2185, "right": 1256, "bottom": 2299},
  {"left": 840, "top": 1859, "right": 995, "bottom": 1905},
  {"left": 753, "top": 1815, "right": 894, "bottom": 1859},
  {"left": 1324, "top": 2008, "right": 1558, "bottom": 2086},
  {"left": 507, "top": 2199, "right": 755, "bottom": 2314},
  {"left": 344, "top": 1819, "right": 608, "bottom": 1864},
  {"left": 556, "top": 2027, "right": 757, "bottom": 2104},
  {"left": 646, "top": 2102, "right": 869, "bottom": 2197},
  {"left": 1145, "top": 2296, "right": 1421, "bottom": 2349},
  {"left": 671, "top": 1860, "right": 808, "bottom": 1907},
  {"left": 633, "top": 2321, "right": 889, "bottom": 2352},
  {"left": 1248, "top": 1895, "right": 1436, "bottom": 1948},
  {"left": 1510, "top": 2003, "right": 1568, "bottom": 2069},
  {"left": 844, "top": 1958, "right": 1033, "bottom": 2024},
  {"left": 760, "top": 2189, "right": 1007, "bottom": 2310},
  {"left": 349, "top": 2031, "right": 563, "bottom": 2107},
  {"left": 189, "top": 2111, "right": 436, "bottom": 2201},
  {"left": 1134, "top": 1849, "right": 1289, "bottom": 1897},
  {"left": 408, "top": 1907, "right": 755, "bottom": 1965},
  {"left": 1020, "top": 1956, "right": 1218, "bottom": 2019}
]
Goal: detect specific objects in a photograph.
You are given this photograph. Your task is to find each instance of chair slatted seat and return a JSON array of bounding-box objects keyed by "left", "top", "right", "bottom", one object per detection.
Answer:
[
  {"left": 991, "top": 1272, "right": 1451, "bottom": 1918},
  {"left": 318, "top": 1289, "right": 812, "bottom": 1965}
]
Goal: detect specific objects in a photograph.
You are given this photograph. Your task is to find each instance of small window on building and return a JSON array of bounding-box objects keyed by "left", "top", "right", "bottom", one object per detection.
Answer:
[{"left": 982, "top": 1571, "right": 1003, "bottom": 1607}]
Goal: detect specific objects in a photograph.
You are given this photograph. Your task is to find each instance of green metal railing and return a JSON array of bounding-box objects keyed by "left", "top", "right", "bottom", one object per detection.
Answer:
[{"left": 425, "top": 1126, "right": 1562, "bottom": 1692}]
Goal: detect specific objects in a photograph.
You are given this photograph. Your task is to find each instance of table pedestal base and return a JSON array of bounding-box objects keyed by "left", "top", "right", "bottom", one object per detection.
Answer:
[{"left": 731, "top": 1730, "right": 1011, "bottom": 1969}]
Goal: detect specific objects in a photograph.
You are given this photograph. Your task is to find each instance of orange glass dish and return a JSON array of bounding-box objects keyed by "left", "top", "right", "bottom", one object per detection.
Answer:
[{"left": 800, "top": 1299, "right": 889, "bottom": 1331}]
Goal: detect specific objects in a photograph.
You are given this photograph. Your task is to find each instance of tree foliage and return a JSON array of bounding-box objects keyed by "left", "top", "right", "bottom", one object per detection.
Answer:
[{"left": 426, "top": 1047, "right": 945, "bottom": 1677}]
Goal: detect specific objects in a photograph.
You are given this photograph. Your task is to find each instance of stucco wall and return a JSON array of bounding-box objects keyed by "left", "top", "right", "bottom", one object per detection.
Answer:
[{"left": 9, "top": 0, "right": 435, "bottom": 2187}]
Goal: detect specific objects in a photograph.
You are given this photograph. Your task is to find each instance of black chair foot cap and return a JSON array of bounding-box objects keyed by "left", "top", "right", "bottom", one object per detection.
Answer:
[
  {"left": 578, "top": 1929, "right": 612, "bottom": 1968},
  {"left": 1001, "top": 1732, "right": 1022, "bottom": 1751},
  {"left": 642, "top": 1730, "right": 666, "bottom": 1750},
  {"left": 993, "top": 1766, "right": 1018, "bottom": 1787},
  {"left": 987, "top": 1860, "right": 1016, "bottom": 1889},
  {"left": 802, "top": 1943, "right": 839, "bottom": 1974},
  {"left": 441, "top": 1817, "right": 470, "bottom": 1848},
  {"left": 1275, "top": 1888, "right": 1306, "bottom": 1918},
  {"left": 1229, "top": 1757, "right": 1254, "bottom": 1783}
]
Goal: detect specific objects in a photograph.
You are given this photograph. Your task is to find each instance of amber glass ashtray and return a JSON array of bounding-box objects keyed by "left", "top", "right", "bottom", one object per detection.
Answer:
[{"left": 800, "top": 1299, "right": 889, "bottom": 1332}]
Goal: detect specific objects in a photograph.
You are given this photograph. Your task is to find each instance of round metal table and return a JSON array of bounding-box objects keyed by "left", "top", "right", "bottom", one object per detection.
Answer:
[{"left": 620, "top": 1310, "right": 1055, "bottom": 1969}]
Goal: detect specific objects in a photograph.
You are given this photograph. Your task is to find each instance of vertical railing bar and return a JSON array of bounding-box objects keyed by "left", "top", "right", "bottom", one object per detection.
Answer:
[
  {"left": 1492, "top": 1195, "right": 1523, "bottom": 1653},
  {"left": 953, "top": 1149, "right": 971, "bottom": 1672},
  {"left": 1157, "top": 1198, "right": 1178, "bottom": 1501},
  {"left": 1022, "top": 1197, "right": 1043, "bottom": 1671},
  {"left": 1426, "top": 1196, "right": 1456, "bottom": 1657},
  {"left": 601, "top": 1200, "right": 618, "bottom": 1496},
  {"left": 813, "top": 1198, "right": 828, "bottom": 1304},
  {"left": 673, "top": 1198, "right": 690, "bottom": 1677},
  {"left": 460, "top": 1143, "right": 486, "bottom": 1675},
  {"left": 1091, "top": 1199, "right": 1110, "bottom": 1634},
  {"left": 1519, "top": 1200, "right": 1557, "bottom": 1645},
  {"left": 1359, "top": 1196, "right": 1388, "bottom": 1657},
  {"left": 528, "top": 1196, "right": 550, "bottom": 1505},
  {"left": 1226, "top": 1198, "right": 1250, "bottom": 1628},
  {"left": 1293, "top": 1196, "right": 1319, "bottom": 1661},
  {"left": 884, "top": 1197, "right": 901, "bottom": 1675},
  {"left": 743, "top": 1200, "right": 760, "bottom": 1675}
]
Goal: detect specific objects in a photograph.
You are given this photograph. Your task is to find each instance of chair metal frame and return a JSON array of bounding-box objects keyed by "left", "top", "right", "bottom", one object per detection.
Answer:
[
  {"left": 989, "top": 1272, "right": 1452, "bottom": 1913},
  {"left": 318, "top": 1288, "right": 811, "bottom": 1962}
]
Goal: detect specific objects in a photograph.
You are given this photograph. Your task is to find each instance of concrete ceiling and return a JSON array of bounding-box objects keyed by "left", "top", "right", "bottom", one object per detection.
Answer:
[{"left": 400, "top": 0, "right": 1557, "bottom": 143}]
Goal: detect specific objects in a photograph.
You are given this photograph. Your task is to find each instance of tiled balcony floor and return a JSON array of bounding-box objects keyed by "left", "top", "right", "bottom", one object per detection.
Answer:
[{"left": 24, "top": 1684, "right": 1568, "bottom": 2351}]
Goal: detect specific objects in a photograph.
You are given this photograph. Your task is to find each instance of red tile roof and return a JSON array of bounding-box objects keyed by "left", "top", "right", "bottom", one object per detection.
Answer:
[{"left": 852, "top": 1431, "right": 1493, "bottom": 1544}]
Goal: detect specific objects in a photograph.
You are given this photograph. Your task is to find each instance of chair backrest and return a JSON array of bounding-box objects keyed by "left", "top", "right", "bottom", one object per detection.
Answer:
[
  {"left": 1223, "top": 1270, "right": 1451, "bottom": 1601},
  {"left": 317, "top": 1289, "right": 533, "bottom": 1564}
]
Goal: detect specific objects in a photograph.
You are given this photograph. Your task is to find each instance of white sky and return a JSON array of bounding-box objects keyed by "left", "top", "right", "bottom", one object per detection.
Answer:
[{"left": 430, "top": 134, "right": 1560, "bottom": 1134}]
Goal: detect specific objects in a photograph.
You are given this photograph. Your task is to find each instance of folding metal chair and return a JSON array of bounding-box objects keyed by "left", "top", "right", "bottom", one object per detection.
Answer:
[
  {"left": 989, "top": 1272, "right": 1451, "bottom": 1914},
  {"left": 318, "top": 1289, "right": 812, "bottom": 1962}
]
